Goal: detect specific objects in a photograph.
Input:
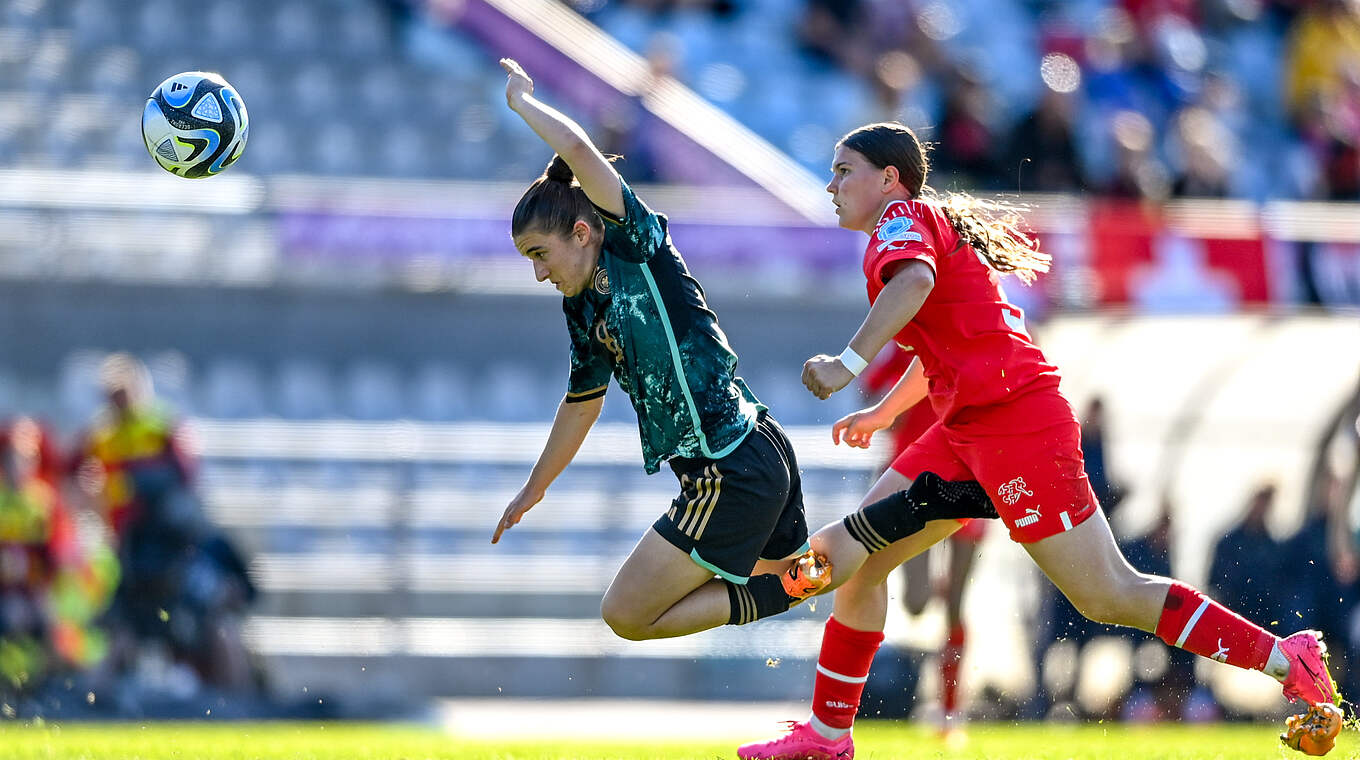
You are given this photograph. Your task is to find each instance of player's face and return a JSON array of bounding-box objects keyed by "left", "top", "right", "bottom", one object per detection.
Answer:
[
  {"left": 514, "top": 222, "right": 600, "bottom": 297},
  {"left": 827, "top": 145, "right": 891, "bottom": 233}
]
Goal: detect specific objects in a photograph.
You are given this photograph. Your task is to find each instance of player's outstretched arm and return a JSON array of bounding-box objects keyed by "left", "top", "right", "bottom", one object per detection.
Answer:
[
  {"left": 831, "top": 356, "right": 928, "bottom": 449},
  {"left": 803, "top": 260, "right": 935, "bottom": 399},
  {"left": 500, "top": 58, "right": 625, "bottom": 218},
  {"left": 492, "top": 395, "right": 604, "bottom": 543}
]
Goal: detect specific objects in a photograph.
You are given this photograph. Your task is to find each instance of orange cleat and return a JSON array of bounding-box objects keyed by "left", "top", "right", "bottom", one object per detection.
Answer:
[
  {"left": 781, "top": 549, "right": 832, "bottom": 600},
  {"left": 1281, "top": 702, "right": 1344, "bottom": 756}
]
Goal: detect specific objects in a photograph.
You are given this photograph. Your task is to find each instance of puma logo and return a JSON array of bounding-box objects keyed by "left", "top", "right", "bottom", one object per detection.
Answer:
[{"left": 1212, "top": 639, "right": 1229, "bottom": 663}]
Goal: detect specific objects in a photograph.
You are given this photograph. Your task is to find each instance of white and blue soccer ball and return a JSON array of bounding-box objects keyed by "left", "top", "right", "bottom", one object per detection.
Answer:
[{"left": 141, "top": 71, "right": 249, "bottom": 178}]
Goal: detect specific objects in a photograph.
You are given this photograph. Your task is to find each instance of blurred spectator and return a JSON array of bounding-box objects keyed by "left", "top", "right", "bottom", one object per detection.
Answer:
[
  {"left": 1103, "top": 110, "right": 1172, "bottom": 200},
  {"left": 1004, "top": 86, "right": 1087, "bottom": 192},
  {"left": 1168, "top": 106, "right": 1234, "bottom": 197},
  {"left": 0, "top": 417, "right": 116, "bottom": 694},
  {"left": 70, "top": 355, "right": 195, "bottom": 540},
  {"left": 930, "top": 67, "right": 1004, "bottom": 191},
  {"left": 797, "top": 0, "right": 871, "bottom": 75},
  {"left": 71, "top": 354, "right": 257, "bottom": 695},
  {"left": 1283, "top": 0, "right": 1360, "bottom": 119},
  {"left": 1208, "top": 484, "right": 1285, "bottom": 626},
  {"left": 1081, "top": 398, "right": 1126, "bottom": 511}
]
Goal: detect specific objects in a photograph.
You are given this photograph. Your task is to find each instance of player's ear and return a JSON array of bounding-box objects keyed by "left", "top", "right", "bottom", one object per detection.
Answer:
[
  {"left": 882, "top": 164, "right": 900, "bottom": 192},
  {"left": 572, "top": 219, "right": 592, "bottom": 246}
]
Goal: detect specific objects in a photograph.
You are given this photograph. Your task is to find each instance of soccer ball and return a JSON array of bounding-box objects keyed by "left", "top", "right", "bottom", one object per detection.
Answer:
[{"left": 141, "top": 71, "right": 249, "bottom": 178}]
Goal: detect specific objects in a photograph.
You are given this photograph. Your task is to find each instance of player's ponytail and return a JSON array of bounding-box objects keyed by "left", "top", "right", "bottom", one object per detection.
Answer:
[
  {"left": 511, "top": 155, "right": 604, "bottom": 239},
  {"left": 839, "top": 123, "right": 1051, "bottom": 285},
  {"left": 927, "top": 189, "right": 1050, "bottom": 285}
]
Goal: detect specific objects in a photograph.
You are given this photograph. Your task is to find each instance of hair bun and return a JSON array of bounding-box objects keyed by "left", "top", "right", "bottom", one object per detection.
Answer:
[{"left": 544, "top": 155, "right": 575, "bottom": 184}]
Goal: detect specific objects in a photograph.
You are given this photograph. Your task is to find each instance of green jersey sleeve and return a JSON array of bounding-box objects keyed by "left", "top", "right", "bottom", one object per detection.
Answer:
[
  {"left": 563, "top": 298, "right": 611, "bottom": 403},
  {"left": 592, "top": 178, "right": 666, "bottom": 264}
]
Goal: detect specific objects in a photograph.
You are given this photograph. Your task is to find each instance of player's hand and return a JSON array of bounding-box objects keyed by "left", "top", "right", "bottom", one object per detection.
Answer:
[
  {"left": 501, "top": 58, "right": 534, "bottom": 108},
  {"left": 802, "top": 355, "right": 855, "bottom": 400},
  {"left": 492, "top": 485, "right": 544, "bottom": 544},
  {"left": 831, "top": 408, "right": 891, "bottom": 448}
]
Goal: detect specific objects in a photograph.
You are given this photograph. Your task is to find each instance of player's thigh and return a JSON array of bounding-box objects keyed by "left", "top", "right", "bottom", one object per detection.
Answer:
[
  {"left": 602, "top": 527, "right": 719, "bottom": 624},
  {"left": 1023, "top": 507, "right": 1166, "bottom": 630},
  {"left": 832, "top": 520, "right": 961, "bottom": 631},
  {"left": 851, "top": 519, "right": 961, "bottom": 589}
]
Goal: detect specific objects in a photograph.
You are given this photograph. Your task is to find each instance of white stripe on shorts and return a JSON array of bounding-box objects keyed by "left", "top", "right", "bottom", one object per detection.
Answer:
[
  {"left": 1060, "top": 511, "right": 1073, "bottom": 531},
  {"left": 1175, "top": 599, "right": 1211, "bottom": 648},
  {"left": 816, "top": 664, "right": 868, "bottom": 684}
]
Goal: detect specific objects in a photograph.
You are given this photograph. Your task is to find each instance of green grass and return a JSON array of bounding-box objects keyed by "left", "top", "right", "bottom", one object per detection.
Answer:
[{"left": 0, "top": 721, "right": 1352, "bottom": 760}]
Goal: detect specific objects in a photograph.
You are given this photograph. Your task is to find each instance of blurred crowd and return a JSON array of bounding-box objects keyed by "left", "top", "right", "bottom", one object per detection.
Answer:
[
  {"left": 594, "top": 0, "right": 1360, "bottom": 202},
  {"left": 0, "top": 354, "right": 256, "bottom": 712}
]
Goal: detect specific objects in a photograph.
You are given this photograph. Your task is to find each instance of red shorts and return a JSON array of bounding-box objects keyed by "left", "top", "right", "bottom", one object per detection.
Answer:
[
  {"left": 889, "top": 388, "right": 1099, "bottom": 544},
  {"left": 952, "top": 516, "right": 987, "bottom": 543}
]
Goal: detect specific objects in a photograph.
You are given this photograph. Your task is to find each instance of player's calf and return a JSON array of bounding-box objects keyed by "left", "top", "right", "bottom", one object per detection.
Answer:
[{"left": 726, "top": 549, "right": 830, "bottom": 626}]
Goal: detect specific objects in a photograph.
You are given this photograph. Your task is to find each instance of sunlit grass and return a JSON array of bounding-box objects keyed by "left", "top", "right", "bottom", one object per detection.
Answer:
[{"left": 0, "top": 720, "right": 1347, "bottom": 759}]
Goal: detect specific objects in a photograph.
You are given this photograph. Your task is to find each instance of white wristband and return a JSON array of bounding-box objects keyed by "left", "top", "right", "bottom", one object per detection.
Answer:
[{"left": 838, "top": 346, "right": 869, "bottom": 376}]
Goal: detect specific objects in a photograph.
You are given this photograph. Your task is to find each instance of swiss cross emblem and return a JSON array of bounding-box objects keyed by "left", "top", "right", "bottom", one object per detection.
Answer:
[{"left": 997, "top": 477, "right": 1034, "bottom": 506}]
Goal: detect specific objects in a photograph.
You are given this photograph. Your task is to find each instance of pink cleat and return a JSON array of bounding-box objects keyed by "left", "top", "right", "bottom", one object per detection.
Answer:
[
  {"left": 737, "top": 720, "right": 853, "bottom": 760},
  {"left": 1279, "top": 631, "right": 1339, "bottom": 706}
]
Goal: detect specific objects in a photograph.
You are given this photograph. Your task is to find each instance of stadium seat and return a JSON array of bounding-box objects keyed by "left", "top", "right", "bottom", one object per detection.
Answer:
[
  {"left": 200, "top": 356, "right": 268, "bottom": 419},
  {"left": 273, "top": 357, "right": 338, "bottom": 419},
  {"left": 340, "top": 359, "right": 405, "bottom": 421},
  {"left": 408, "top": 362, "right": 472, "bottom": 422}
]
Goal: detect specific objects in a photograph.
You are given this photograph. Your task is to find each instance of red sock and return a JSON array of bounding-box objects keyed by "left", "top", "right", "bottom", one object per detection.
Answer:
[
  {"left": 810, "top": 615, "right": 885, "bottom": 732},
  {"left": 940, "top": 623, "right": 965, "bottom": 715},
  {"left": 1154, "top": 582, "right": 1276, "bottom": 671}
]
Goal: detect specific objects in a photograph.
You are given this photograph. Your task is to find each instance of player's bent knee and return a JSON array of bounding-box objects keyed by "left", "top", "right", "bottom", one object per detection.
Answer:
[
  {"left": 600, "top": 595, "right": 651, "bottom": 640},
  {"left": 600, "top": 604, "right": 653, "bottom": 640}
]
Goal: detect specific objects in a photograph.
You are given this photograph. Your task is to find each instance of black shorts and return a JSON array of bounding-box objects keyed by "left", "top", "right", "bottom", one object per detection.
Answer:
[{"left": 653, "top": 411, "right": 809, "bottom": 584}]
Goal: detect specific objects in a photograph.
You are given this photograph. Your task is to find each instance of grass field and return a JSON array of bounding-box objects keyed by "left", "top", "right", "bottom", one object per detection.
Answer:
[{"left": 0, "top": 721, "right": 1352, "bottom": 760}]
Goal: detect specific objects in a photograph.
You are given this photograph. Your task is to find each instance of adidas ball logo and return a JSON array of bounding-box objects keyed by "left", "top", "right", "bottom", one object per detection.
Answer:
[{"left": 170, "top": 82, "right": 188, "bottom": 92}]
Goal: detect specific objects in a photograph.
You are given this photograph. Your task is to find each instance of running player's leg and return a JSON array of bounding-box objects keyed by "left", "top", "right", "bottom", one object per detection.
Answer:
[
  {"left": 940, "top": 530, "right": 980, "bottom": 728},
  {"left": 805, "top": 518, "right": 959, "bottom": 740},
  {"left": 740, "top": 434, "right": 972, "bottom": 760},
  {"left": 960, "top": 392, "right": 1336, "bottom": 707},
  {"left": 601, "top": 529, "right": 733, "bottom": 640},
  {"left": 1026, "top": 511, "right": 1336, "bottom": 705},
  {"left": 602, "top": 413, "right": 809, "bottom": 639},
  {"left": 901, "top": 550, "right": 932, "bottom": 616}
]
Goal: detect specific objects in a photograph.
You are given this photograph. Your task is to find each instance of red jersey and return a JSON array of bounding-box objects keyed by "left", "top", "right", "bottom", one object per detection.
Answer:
[{"left": 863, "top": 200, "right": 1060, "bottom": 424}]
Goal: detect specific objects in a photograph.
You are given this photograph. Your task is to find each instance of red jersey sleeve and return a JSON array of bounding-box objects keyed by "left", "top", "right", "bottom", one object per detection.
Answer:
[{"left": 866, "top": 200, "right": 939, "bottom": 287}]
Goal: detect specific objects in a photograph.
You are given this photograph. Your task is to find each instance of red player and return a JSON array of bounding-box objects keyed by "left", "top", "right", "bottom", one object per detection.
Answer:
[
  {"left": 859, "top": 346, "right": 986, "bottom": 736},
  {"left": 739, "top": 122, "right": 1338, "bottom": 760}
]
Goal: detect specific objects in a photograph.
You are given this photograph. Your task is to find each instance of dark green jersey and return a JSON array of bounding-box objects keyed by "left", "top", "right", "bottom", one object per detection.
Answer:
[{"left": 562, "top": 179, "right": 765, "bottom": 474}]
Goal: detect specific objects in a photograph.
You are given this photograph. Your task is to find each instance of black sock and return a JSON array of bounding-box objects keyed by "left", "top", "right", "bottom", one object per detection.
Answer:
[
  {"left": 843, "top": 471, "right": 997, "bottom": 553},
  {"left": 726, "top": 574, "right": 794, "bottom": 625}
]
